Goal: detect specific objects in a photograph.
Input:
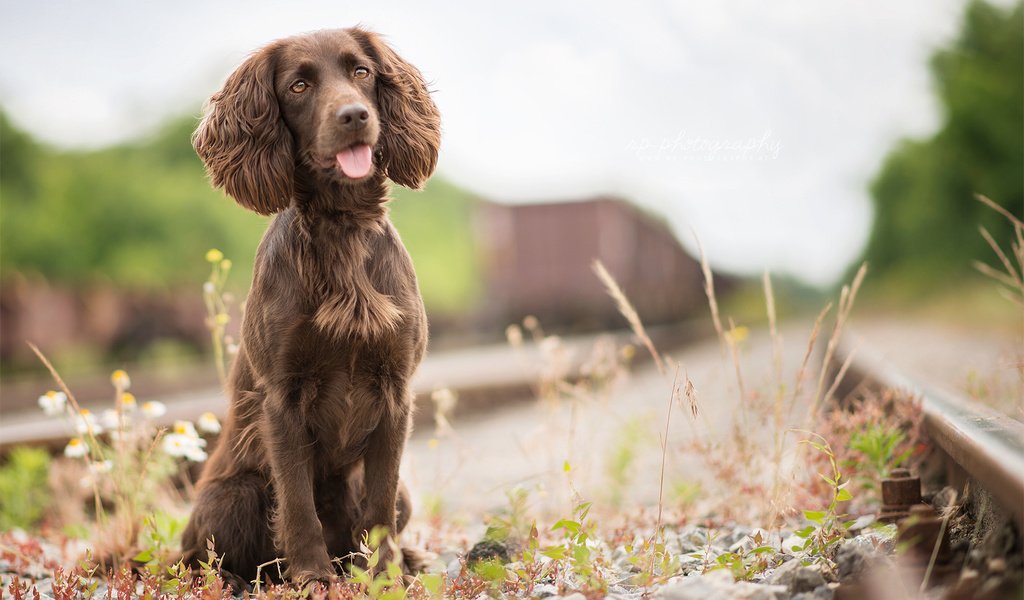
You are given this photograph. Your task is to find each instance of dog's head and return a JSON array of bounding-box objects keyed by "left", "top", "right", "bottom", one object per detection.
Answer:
[{"left": 194, "top": 28, "right": 441, "bottom": 215}]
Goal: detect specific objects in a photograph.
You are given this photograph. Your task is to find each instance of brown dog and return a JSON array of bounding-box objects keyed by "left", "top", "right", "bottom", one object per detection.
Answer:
[{"left": 179, "top": 28, "right": 440, "bottom": 587}]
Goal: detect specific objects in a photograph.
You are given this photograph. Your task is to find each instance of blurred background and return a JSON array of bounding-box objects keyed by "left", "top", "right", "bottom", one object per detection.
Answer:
[{"left": 0, "top": 0, "right": 1020, "bottom": 411}]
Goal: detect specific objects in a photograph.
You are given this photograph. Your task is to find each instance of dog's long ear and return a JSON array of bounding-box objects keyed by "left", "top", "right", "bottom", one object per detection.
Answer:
[
  {"left": 354, "top": 29, "right": 441, "bottom": 190},
  {"left": 193, "top": 45, "right": 294, "bottom": 215}
]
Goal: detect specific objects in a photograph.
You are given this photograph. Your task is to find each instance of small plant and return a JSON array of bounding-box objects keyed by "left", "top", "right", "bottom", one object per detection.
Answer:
[
  {"left": 347, "top": 526, "right": 409, "bottom": 600},
  {"left": 849, "top": 422, "right": 911, "bottom": 483},
  {"left": 543, "top": 498, "right": 608, "bottom": 595},
  {"left": 790, "top": 431, "right": 855, "bottom": 568},
  {"left": 699, "top": 531, "right": 778, "bottom": 581},
  {"left": 484, "top": 486, "right": 533, "bottom": 545}
]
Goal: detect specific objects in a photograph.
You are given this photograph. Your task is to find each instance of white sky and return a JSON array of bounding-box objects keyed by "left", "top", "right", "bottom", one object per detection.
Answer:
[{"left": 0, "top": 0, "right": 982, "bottom": 285}]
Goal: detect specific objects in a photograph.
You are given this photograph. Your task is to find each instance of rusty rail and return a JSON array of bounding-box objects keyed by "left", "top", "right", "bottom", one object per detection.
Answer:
[{"left": 835, "top": 335, "right": 1024, "bottom": 527}]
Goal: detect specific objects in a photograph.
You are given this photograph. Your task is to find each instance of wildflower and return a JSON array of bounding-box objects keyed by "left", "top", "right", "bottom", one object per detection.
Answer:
[
  {"left": 141, "top": 401, "right": 167, "bottom": 419},
  {"left": 220, "top": 259, "right": 232, "bottom": 270},
  {"left": 38, "top": 391, "right": 67, "bottom": 416},
  {"left": 206, "top": 249, "right": 224, "bottom": 263},
  {"left": 427, "top": 438, "right": 440, "bottom": 449},
  {"left": 110, "top": 369, "right": 131, "bottom": 390},
  {"left": 75, "top": 409, "right": 103, "bottom": 435},
  {"left": 101, "top": 409, "right": 121, "bottom": 430},
  {"left": 185, "top": 445, "right": 209, "bottom": 462},
  {"left": 163, "top": 432, "right": 208, "bottom": 462},
  {"left": 522, "top": 315, "right": 539, "bottom": 331},
  {"left": 203, "top": 281, "right": 216, "bottom": 295},
  {"left": 197, "top": 412, "right": 221, "bottom": 434},
  {"left": 215, "top": 313, "right": 230, "bottom": 326},
  {"left": 119, "top": 392, "right": 137, "bottom": 411},
  {"left": 162, "top": 433, "right": 193, "bottom": 457},
  {"left": 226, "top": 342, "right": 240, "bottom": 356},
  {"left": 173, "top": 420, "right": 199, "bottom": 438},
  {"left": 64, "top": 438, "right": 88, "bottom": 458},
  {"left": 88, "top": 459, "right": 113, "bottom": 474}
]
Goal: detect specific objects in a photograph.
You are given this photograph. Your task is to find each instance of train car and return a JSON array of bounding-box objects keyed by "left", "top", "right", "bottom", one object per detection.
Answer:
[{"left": 476, "top": 197, "right": 717, "bottom": 333}]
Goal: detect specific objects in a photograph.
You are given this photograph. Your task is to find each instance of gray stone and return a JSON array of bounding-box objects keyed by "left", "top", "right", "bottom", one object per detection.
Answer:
[
  {"left": 446, "top": 557, "right": 463, "bottom": 579},
  {"left": 836, "top": 539, "right": 892, "bottom": 582},
  {"left": 656, "top": 571, "right": 788, "bottom": 600},
  {"left": 764, "top": 558, "right": 826, "bottom": 593}
]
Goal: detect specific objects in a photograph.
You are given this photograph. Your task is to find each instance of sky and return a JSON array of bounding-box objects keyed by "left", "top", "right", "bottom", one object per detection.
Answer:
[{"left": 0, "top": 0, "right": 984, "bottom": 286}]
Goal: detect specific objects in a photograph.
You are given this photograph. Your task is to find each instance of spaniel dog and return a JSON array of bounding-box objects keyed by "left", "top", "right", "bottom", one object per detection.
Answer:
[{"left": 179, "top": 28, "right": 440, "bottom": 587}]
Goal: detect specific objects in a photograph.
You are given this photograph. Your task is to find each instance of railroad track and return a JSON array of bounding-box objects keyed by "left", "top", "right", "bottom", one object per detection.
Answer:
[{"left": 833, "top": 331, "right": 1024, "bottom": 527}]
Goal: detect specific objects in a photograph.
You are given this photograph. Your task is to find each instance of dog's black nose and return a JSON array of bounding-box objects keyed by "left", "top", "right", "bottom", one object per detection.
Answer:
[{"left": 336, "top": 104, "right": 370, "bottom": 130}]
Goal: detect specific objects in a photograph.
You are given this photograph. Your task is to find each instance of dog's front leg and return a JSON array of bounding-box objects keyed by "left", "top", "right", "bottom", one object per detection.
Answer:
[
  {"left": 358, "top": 389, "right": 411, "bottom": 564},
  {"left": 262, "top": 389, "right": 335, "bottom": 584}
]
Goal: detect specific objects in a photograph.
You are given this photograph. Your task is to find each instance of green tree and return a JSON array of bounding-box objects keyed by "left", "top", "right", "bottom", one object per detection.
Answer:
[{"left": 858, "top": 0, "right": 1023, "bottom": 288}]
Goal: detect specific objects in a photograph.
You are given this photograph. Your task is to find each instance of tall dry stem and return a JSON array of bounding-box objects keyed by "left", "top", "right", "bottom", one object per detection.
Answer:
[
  {"left": 593, "top": 260, "right": 665, "bottom": 375},
  {"left": 693, "top": 232, "right": 726, "bottom": 352}
]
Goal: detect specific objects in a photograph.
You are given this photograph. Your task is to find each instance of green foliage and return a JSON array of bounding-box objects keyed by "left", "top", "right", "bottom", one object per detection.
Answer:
[
  {"left": 0, "top": 447, "right": 52, "bottom": 530},
  {"left": 545, "top": 500, "right": 608, "bottom": 594},
  {"left": 0, "top": 110, "right": 481, "bottom": 315},
  {"left": 848, "top": 423, "right": 912, "bottom": 483},
  {"left": 695, "top": 531, "right": 777, "bottom": 581},
  {"left": 347, "top": 526, "right": 408, "bottom": 600},
  {"left": 858, "top": 0, "right": 1023, "bottom": 289},
  {"left": 791, "top": 433, "right": 856, "bottom": 567},
  {"left": 483, "top": 486, "right": 532, "bottom": 544}
]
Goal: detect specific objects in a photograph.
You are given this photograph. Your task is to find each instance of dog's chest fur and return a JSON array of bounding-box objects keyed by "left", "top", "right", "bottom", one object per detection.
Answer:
[{"left": 294, "top": 210, "right": 406, "bottom": 341}]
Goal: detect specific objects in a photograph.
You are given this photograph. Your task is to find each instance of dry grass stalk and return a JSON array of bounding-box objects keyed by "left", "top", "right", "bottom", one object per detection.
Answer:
[
  {"left": 693, "top": 232, "right": 725, "bottom": 350},
  {"left": 974, "top": 194, "right": 1024, "bottom": 307},
  {"left": 656, "top": 366, "right": 682, "bottom": 532},
  {"left": 593, "top": 260, "right": 665, "bottom": 375},
  {"left": 810, "top": 263, "right": 866, "bottom": 416}
]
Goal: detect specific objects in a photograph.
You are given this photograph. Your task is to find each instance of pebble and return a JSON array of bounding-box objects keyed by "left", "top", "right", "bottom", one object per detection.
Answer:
[
  {"left": 764, "top": 559, "right": 827, "bottom": 593},
  {"left": 657, "top": 570, "right": 789, "bottom": 600}
]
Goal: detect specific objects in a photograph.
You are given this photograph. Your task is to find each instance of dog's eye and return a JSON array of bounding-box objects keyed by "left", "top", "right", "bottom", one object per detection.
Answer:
[
  {"left": 353, "top": 66, "right": 370, "bottom": 80},
  {"left": 289, "top": 80, "right": 309, "bottom": 94}
]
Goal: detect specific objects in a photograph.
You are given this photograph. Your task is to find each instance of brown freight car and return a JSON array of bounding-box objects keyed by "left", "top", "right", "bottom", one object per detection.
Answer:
[{"left": 476, "top": 197, "right": 717, "bottom": 333}]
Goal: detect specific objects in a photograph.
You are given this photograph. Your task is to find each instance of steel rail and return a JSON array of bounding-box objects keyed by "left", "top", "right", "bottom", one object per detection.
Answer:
[{"left": 836, "top": 336, "right": 1024, "bottom": 527}]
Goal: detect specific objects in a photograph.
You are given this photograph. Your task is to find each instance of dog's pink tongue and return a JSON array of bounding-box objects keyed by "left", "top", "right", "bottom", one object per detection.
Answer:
[{"left": 336, "top": 144, "right": 373, "bottom": 178}]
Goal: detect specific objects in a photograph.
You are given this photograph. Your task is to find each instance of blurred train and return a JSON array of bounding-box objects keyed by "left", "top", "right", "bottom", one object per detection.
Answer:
[{"left": 475, "top": 196, "right": 725, "bottom": 333}]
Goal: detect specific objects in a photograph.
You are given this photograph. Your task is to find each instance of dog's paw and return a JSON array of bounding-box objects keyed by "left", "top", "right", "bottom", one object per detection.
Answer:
[
  {"left": 283, "top": 560, "right": 338, "bottom": 588},
  {"left": 400, "top": 546, "right": 432, "bottom": 575}
]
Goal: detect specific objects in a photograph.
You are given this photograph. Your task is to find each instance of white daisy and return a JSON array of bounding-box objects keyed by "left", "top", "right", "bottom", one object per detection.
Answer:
[
  {"left": 118, "top": 393, "right": 137, "bottom": 411},
  {"left": 75, "top": 410, "right": 103, "bottom": 435},
  {"left": 197, "top": 412, "right": 221, "bottom": 434},
  {"left": 110, "top": 369, "right": 131, "bottom": 390},
  {"left": 162, "top": 433, "right": 192, "bottom": 457},
  {"left": 185, "top": 446, "right": 209, "bottom": 462},
  {"left": 38, "top": 391, "right": 67, "bottom": 416},
  {"left": 64, "top": 438, "right": 88, "bottom": 458},
  {"left": 101, "top": 409, "right": 121, "bottom": 430},
  {"left": 172, "top": 420, "right": 199, "bottom": 439},
  {"left": 141, "top": 400, "right": 167, "bottom": 419}
]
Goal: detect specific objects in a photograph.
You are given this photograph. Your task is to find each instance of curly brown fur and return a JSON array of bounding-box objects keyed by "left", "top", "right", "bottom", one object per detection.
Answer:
[{"left": 180, "top": 28, "right": 440, "bottom": 586}]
